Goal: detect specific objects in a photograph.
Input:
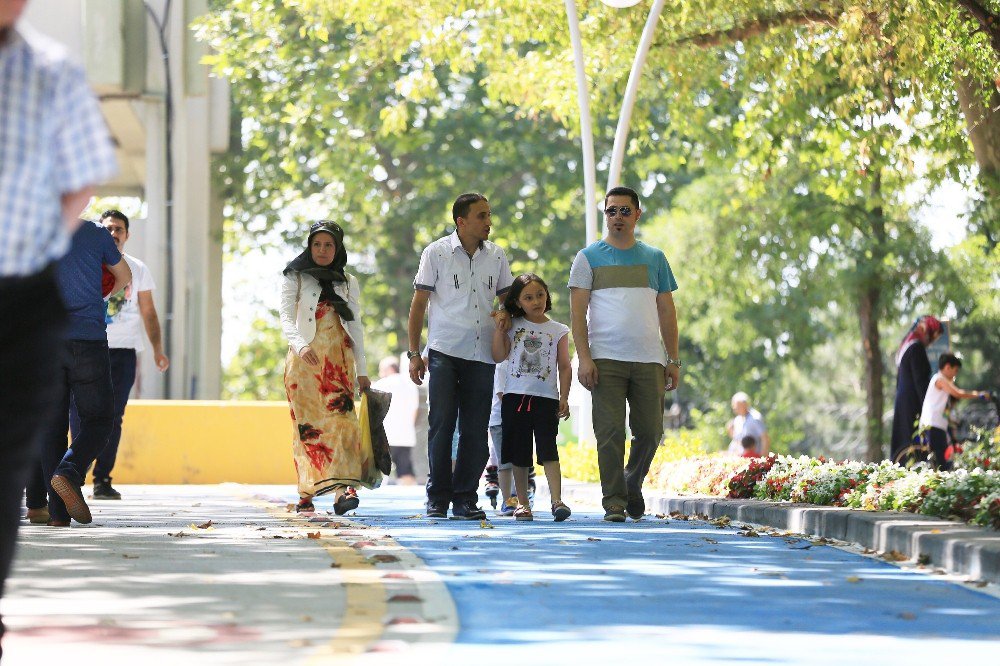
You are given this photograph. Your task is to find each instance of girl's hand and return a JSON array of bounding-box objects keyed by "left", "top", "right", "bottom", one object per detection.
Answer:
[
  {"left": 558, "top": 398, "right": 570, "bottom": 420},
  {"left": 357, "top": 375, "right": 371, "bottom": 394},
  {"left": 300, "top": 345, "right": 320, "bottom": 366},
  {"left": 492, "top": 309, "right": 512, "bottom": 332}
]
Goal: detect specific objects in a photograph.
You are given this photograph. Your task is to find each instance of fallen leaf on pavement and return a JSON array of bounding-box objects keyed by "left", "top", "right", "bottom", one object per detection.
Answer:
[
  {"left": 167, "top": 532, "right": 187, "bottom": 538},
  {"left": 122, "top": 554, "right": 138, "bottom": 559},
  {"left": 191, "top": 520, "right": 213, "bottom": 530},
  {"left": 329, "top": 562, "right": 341, "bottom": 568},
  {"left": 709, "top": 516, "right": 731, "bottom": 528},
  {"left": 370, "top": 554, "right": 400, "bottom": 563},
  {"left": 846, "top": 576, "right": 862, "bottom": 583},
  {"left": 898, "top": 612, "right": 916, "bottom": 620},
  {"left": 307, "top": 532, "right": 321, "bottom": 539},
  {"left": 587, "top": 537, "right": 601, "bottom": 542},
  {"left": 739, "top": 529, "right": 760, "bottom": 538},
  {"left": 702, "top": 537, "right": 719, "bottom": 544},
  {"left": 882, "top": 550, "right": 908, "bottom": 562},
  {"left": 480, "top": 520, "right": 495, "bottom": 529}
]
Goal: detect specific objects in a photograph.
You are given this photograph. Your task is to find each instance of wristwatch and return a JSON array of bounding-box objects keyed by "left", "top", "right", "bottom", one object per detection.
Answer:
[
  {"left": 666, "top": 357, "right": 683, "bottom": 368},
  {"left": 406, "top": 350, "right": 421, "bottom": 360}
]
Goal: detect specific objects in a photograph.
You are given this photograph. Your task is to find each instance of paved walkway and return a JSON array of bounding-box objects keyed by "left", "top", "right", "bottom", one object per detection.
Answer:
[{"left": 5, "top": 484, "right": 999, "bottom": 664}]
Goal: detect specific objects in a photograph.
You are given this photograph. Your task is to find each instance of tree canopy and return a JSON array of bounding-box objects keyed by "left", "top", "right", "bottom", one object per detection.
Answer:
[{"left": 198, "top": 0, "right": 999, "bottom": 459}]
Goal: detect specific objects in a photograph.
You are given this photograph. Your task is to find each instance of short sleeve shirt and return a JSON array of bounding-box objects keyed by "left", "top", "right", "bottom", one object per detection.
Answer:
[
  {"left": 371, "top": 372, "right": 420, "bottom": 447},
  {"left": 0, "top": 27, "right": 118, "bottom": 277},
  {"left": 727, "top": 409, "right": 768, "bottom": 455},
  {"left": 56, "top": 221, "right": 123, "bottom": 340},
  {"left": 106, "top": 254, "right": 156, "bottom": 351},
  {"left": 502, "top": 318, "right": 569, "bottom": 399},
  {"left": 413, "top": 231, "right": 513, "bottom": 364},
  {"left": 489, "top": 361, "right": 508, "bottom": 427},
  {"left": 567, "top": 240, "right": 677, "bottom": 365}
]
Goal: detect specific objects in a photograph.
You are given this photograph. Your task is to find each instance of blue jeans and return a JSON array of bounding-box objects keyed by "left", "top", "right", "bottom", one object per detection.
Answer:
[
  {"left": 38, "top": 339, "right": 114, "bottom": 522},
  {"left": 70, "top": 347, "right": 136, "bottom": 481},
  {"left": 0, "top": 265, "right": 65, "bottom": 649},
  {"left": 426, "top": 349, "right": 494, "bottom": 505}
]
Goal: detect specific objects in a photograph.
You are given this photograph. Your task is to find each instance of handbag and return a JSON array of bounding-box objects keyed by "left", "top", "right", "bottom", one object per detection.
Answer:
[{"left": 360, "top": 388, "right": 393, "bottom": 476}]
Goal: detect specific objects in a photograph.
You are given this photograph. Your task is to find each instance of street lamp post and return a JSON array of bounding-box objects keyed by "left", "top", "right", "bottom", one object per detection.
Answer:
[{"left": 564, "top": 0, "right": 667, "bottom": 242}]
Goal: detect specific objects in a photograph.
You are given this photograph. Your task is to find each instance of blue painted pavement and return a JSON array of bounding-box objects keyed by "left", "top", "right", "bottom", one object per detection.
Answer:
[{"left": 351, "top": 485, "right": 1000, "bottom": 664}]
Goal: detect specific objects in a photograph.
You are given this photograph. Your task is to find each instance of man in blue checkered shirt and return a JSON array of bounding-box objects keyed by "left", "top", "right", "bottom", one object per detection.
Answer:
[{"left": 0, "top": 1, "right": 117, "bottom": 654}]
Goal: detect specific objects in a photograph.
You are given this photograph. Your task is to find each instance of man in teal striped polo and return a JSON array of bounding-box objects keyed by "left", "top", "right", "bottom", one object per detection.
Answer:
[{"left": 568, "top": 186, "right": 681, "bottom": 522}]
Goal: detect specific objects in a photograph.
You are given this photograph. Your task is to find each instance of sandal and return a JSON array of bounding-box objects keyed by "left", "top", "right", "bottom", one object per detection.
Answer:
[
  {"left": 296, "top": 498, "right": 315, "bottom": 513},
  {"left": 334, "top": 487, "right": 360, "bottom": 516},
  {"left": 513, "top": 505, "right": 533, "bottom": 521},
  {"left": 551, "top": 501, "right": 572, "bottom": 522}
]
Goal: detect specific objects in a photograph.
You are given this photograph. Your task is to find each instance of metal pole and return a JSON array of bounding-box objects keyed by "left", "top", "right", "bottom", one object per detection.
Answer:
[
  {"left": 606, "top": 0, "right": 666, "bottom": 191},
  {"left": 564, "top": 0, "right": 599, "bottom": 245}
]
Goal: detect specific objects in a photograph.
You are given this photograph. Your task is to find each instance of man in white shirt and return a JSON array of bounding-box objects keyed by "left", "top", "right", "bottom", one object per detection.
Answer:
[
  {"left": 407, "top": 193, "right": 514, "bottom": 519},
  {"left": 371, "top": 355, "right": 419, "bottom": 484},
  {"left": 69, "top": 210, "right": 169, "bottom": 500},
  {"left": 918, "top": 352, "right": 988, "bottom": 470}
]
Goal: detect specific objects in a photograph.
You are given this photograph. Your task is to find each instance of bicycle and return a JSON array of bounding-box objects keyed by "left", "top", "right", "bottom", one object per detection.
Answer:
[{"left": 893, "top": 391, "right": 998, "bottom": 469}]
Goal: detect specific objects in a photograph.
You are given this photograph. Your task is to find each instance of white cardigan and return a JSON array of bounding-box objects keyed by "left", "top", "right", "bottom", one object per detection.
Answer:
[{"left": 279, "top": 271, "right": 367, "bottom": 375}]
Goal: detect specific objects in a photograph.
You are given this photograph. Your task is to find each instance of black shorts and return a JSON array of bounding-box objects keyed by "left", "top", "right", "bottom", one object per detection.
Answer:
[{"left": 500, "top": 393, "right": 559, "bottom": 467}]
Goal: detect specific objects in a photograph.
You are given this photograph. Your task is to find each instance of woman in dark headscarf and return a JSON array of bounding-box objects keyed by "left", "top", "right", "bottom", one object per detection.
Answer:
[
  {"left": 890, "top": 315, "right": 942, "bottom": 462},
  {"left": 280, "top": 221, "right": 374, "bottom": 514}
]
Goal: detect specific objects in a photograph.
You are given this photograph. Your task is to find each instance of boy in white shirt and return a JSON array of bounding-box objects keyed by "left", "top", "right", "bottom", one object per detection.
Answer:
[{"left": 918, "top": 352, "right": 989, "bottom": 470}]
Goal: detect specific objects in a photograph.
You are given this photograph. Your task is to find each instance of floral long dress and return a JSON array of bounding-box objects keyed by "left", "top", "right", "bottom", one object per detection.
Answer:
[{"left": 285, "top": 300, "right": 372, "bottom": 497}]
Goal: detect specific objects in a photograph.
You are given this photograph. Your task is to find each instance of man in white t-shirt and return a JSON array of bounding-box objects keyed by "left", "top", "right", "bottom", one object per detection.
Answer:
[
  {"left": 372, "top": 355, "right": 419, "bottom": 484},
  {"left": 569, "top": 186, "right": 680, "bottom": 523},
  {"left": 918, "top": 352, "right": 988, "bottom": 470},
  {"left": 726, "top": 392, "right": 770, "bottom": 456},
  {"left": 70, "top": 210, "right": 169, "bottom": 500}
]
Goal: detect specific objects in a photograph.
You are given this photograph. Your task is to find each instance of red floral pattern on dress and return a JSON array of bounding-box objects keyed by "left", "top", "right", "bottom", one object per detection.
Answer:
[
  {"left": 315, "top": 358, "right": 355, "bottom": 413},
  {"left": 315, "top": 300, "right": 332, "bottom": 320},
  {"left": 303, "top": 440, "right": 334, "bottom": 471}
]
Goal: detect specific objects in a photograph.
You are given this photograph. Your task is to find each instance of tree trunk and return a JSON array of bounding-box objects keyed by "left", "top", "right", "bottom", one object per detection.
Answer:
[
  {"left": 955, "top": 72, "right": 1000, "bottom": 243},
  {"left": 858, "top": 173, "right": 887, "bottom": 462}
]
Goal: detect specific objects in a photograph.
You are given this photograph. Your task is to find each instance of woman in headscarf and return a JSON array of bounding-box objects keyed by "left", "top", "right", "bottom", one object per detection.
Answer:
[
  {"left": 890, "top": 315, "right": 942, "bottom": 462},
  {"left": 280, "top": 221, "right": 372, "bottom": 514}
]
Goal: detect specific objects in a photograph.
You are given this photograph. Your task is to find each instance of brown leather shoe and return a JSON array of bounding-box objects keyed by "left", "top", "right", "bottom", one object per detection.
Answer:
[
  {"left": 26, "top": 507, "right": 50, "bottom": 524},
  {"left": 47, "top": 520, "right": 71, "bottom": 527},
  {"left": 50, "top": 475, "right": 92, "bottom": 524}
]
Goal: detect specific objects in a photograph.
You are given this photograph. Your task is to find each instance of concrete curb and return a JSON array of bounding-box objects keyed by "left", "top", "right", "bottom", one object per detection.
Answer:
[{"left": 562, "top": 481, "right": 1000, "bottom": 584}]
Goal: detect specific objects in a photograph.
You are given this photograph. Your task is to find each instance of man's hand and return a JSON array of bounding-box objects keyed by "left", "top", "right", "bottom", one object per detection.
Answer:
[
  {"left": 300, "top": 345, "right": 320, "bottom": 367},
  {"left": 409, "top": 356, "right": 426, "bottom": 385},
  {"left": 357, "top": 375, "right": 371, "bottom": 394},
  {"left": 154, "top": 352, "right": 170, "bottom": 372},
  {"left": 665, "top": 364, "right": 681, "bottom": 392},
  {"left": 578, "top": 358, "right": 598, "bottom": 391},
  {"left": 491, "top": 309, "right": 512, "bottom": 333}
]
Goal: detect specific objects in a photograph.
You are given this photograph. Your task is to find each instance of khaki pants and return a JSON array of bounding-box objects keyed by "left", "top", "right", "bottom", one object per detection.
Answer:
[{"left": 592, "top": 359, "right": 665, "bottom": 511}]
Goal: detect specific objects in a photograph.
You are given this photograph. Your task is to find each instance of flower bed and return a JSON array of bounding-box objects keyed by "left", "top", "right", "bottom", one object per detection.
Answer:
[{"left": 644, "top": 454, "right": 1000, "bottom": 529}]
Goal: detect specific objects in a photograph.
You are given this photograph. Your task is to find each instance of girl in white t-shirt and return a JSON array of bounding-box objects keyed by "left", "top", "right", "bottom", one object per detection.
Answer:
[{"left": 492, "top": 274, "right": 572, "bottom": 522}]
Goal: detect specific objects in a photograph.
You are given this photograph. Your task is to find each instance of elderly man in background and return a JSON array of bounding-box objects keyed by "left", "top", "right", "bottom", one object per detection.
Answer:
[
  {"left": 0, "top": 0, "right": 118, "bottom": 654},
  {"left": 726, "top": 392, "right": 771, "bottom": 457}
]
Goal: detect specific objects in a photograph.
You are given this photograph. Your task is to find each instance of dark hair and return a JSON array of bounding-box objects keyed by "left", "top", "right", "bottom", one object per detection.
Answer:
[
  {"left": 741, "top": 436, "right": 757, "bottom": 450},
  {"left": 100, "top": 209, "right": 129, "bottom": 231},
  {"left": 939, "top": 352, "right": 962, "bottom": 369},
  {"left": 503, "top": 273, "right": 552, "bottom": 317},
  {"left": 452, "top": 192, "right": 488, "bottom": 222},
  {"left": 604, "top": 186, "right": 640, "bottom": 210}
]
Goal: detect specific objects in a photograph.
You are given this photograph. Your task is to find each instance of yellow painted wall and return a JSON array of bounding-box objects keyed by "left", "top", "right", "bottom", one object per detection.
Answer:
[{"left": 108, "top": 400, "right": 298, "bottom": 484}]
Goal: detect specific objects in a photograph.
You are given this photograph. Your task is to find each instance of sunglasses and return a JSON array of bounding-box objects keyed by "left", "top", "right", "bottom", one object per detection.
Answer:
[
  {"left": 310, "top": 221, "right": 342, "bottom": 234},
  {"left": 603, "top": 206, "right": 633, "bottom": 218}
]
